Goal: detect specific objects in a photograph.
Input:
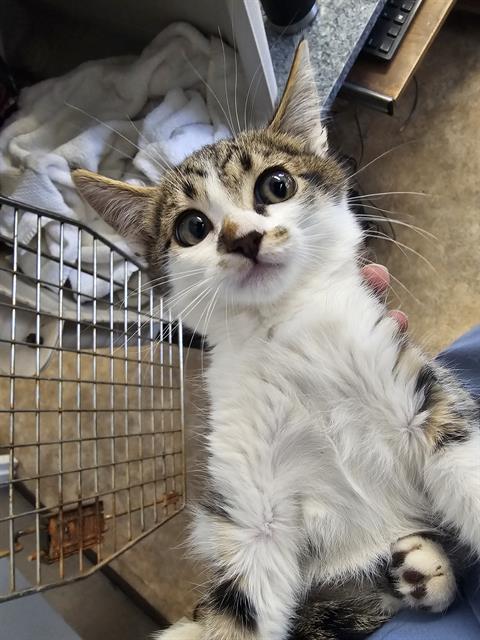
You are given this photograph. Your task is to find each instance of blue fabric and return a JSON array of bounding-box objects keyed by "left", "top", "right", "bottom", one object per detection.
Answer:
[
  {"left": 370, "top": 325, "right": 480, "bottom": 639},
  {"left": 0, "top": 557, "right": 80, "bottom": 639}
]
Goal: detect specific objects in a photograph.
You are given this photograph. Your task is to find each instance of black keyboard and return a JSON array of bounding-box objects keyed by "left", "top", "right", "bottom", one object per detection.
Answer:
[{"left": 363, "top": 0, "right": 425, "bottom": 61}]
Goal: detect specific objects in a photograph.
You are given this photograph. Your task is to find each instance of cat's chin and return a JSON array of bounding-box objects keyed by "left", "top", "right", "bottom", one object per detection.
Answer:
[
  {"left": 226, "top": 260, "right": 294, "bottom": 304},
  {"left": 237, "top": 262, "right": 283, "bottom": 287}
]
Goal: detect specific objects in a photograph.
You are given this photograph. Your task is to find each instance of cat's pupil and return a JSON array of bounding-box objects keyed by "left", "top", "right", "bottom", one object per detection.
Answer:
[
  {"left": 270, "top": 175, "right": 287, "bottom": 199},
  {"left": 189, "top": 216, "right": 205, "bottom": 238}
]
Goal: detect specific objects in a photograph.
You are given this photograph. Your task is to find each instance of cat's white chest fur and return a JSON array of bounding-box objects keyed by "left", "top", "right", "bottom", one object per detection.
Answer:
[{"left": 205, "top": 270, "right": 430, "bottom": 583}]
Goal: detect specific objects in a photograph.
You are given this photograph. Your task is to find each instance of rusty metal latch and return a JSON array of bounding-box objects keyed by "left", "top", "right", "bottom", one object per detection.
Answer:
[
  {"left": 0, "top": 501, "right": 106, "bottom": 564},
  {"left": 45, "top": 501, "right": 106, "bottom": 563},
  {"left": 1, "top": 492, "right": 181, "bottom": 564}
]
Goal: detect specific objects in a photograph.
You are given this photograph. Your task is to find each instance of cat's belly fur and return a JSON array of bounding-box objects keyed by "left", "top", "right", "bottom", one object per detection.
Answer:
[{"left": 206, "top": 283, "right": 432, "bottom": 582}]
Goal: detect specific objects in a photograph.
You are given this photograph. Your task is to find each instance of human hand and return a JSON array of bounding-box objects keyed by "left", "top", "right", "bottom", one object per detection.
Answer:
[{"left": 361, "top": 264, "right": 408, "bottom": 332}]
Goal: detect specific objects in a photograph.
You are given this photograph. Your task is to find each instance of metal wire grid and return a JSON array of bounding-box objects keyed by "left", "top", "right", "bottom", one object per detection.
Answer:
[{"left": 0, "top": 195, "right": 185, "bottom": 602}]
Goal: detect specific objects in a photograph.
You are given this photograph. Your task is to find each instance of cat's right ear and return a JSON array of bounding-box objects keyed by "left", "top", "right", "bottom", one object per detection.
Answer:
[
  {"left": 72, "top": 169, "right": 157, "bottom": 242},
  {"left": 268, "top": 40, "right": 327, "bottom": 154}
]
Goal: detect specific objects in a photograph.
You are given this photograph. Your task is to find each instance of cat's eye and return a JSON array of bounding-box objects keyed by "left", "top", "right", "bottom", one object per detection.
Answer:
[
  {"left": 174, "top": 210, "right": 212, "bottom": 247},
  {"left": 254, "top": 168, "right": 296, "bottom": 205}
]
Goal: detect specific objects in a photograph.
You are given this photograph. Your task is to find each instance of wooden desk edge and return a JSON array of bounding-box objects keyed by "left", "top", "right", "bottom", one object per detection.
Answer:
[{"left": 343, "top": 0, "right": 457, "bottom": 111}]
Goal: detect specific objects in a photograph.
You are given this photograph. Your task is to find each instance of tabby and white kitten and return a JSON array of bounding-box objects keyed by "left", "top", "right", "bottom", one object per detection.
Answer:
[{"left": 74, "top": 42, "right": 480, "bottom": 640}]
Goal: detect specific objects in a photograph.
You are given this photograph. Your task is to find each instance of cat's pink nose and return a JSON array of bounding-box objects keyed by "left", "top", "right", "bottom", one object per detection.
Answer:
[{"left": 219, "top": 230, "right": 264, "bottom": 262}]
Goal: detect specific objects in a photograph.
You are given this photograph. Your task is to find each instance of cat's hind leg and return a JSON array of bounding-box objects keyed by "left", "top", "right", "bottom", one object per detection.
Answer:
[
  {"left": 154, "top": 534, "right": 457, "bottom": 640},
  {"left": 415, "top": 364, "right": 480, "bottom": 558},
  {"left": 388, "top": 534, "right": 457, "bottom": 613},
  {"left": 292, "top": 533, "right": 456, "bottom": 639},
  {"left": 424, "top": 430, "right": 480, "bottom": 559},
  {"left": 294, "top": 592, "right": 392, "bottom": 639},
  {"left": 157, "top": 595, "right": 392, "bottom": 640}
]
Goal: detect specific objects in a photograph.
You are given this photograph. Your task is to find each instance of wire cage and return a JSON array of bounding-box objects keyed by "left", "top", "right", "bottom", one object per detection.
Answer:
[{"left": 0, "top": 195, "right": 185, "bottom": 602}]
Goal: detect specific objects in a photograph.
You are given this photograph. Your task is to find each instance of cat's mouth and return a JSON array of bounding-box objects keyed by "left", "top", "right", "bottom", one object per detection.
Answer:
[{"left": 237, "top": 260, "right": 284, "bottom": 287}]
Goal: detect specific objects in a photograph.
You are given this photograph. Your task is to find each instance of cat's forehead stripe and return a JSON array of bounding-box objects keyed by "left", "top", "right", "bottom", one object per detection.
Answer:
[
  {"left": 181, "top": 180, "right": 197, "bottom": 200},
  {"left": 181, "top": 166, "right": 207, "bottom": 178},
  {"left": 156, "top": 131, "right": 347, "bottom": 242}
]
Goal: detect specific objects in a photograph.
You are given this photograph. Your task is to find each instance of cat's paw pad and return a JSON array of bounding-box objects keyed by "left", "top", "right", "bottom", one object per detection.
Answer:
[{"left": 389, "top": 535, "right": 456, "bottom": 613}]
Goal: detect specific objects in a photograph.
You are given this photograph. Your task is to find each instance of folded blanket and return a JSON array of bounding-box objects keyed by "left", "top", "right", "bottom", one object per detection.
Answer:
[{"left": 0, "top": 22, "right": 245, "bottom": 300}]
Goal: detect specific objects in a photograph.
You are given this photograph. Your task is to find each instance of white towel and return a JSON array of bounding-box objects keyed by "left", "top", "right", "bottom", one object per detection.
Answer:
[{"left": 0, "top": 22, "right": 246, "bottom": 300}]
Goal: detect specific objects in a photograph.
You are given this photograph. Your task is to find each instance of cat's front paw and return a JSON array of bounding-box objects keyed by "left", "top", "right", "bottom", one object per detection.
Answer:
[{"left": 388, "top": 534, "right": 456, "bottom": 613}]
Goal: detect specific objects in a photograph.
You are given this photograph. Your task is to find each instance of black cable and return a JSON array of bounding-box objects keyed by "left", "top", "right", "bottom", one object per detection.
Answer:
[
  {"left": 353, "top": 106, "right": 365, "bottom": 169},
  {"left": 400, "top": 75, "right": 419, "bottom": 132}
]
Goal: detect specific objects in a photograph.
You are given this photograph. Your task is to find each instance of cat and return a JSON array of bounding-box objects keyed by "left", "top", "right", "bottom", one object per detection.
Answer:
[{"left": 73, "top": 41, "right": 480, "bottom": 640}]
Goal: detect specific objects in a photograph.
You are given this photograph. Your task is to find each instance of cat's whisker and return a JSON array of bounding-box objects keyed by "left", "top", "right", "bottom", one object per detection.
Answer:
[
  {"left": 300, "top": 219, "right": 328, "bottom": 234},
  {"left": 300, "top": 209, "right": 321, "bottom": 224},
  {"left": 166, "top": 275, "right": 213, "bottom": 301},
  {"left": 65, "top": 109, "right": 183, "bottom": 188},
  {"left": 248, "top": 15, "right": 308, "bottom": 129},
  {"left": 356, "top": 214, "right": 436, "bottom": 242},
  {"left": 171, "top": 281, "right": 214, "bottom": 321},
  {"left": 65, "top": 102, "right": 182, "bottom": 191},
  {"left": 349, "top": 139, "right": 419, "bottom": 181},
  {"left": 365, "top": 230, "right": 437, "bottom": 273},
  {"left": 292, "top": 246, "right": 329, "bottom": 267},
  {"left": 224, "top": 288, "right": 233, "bottom": 347},
  {"left": 87, "top": 138, "right": 178, "bottom": 192},
  {"left": 126, "top": 117, "right": 174, "bottom": 176},
  {"left": 293, "top": 239, "right": 326, "bottom": 253},
  {"left": 113, "top": 295, "right": 170, "bottom": 353},
  {"left": 139, "top": 268, "right": 207, "bottom": 291},
  {"left": 243, "top": 64, "right": 261, "bottom": 131},
  {"left": 183, "top": 48, "right": 234, "bottom": 135},
  {"left": 220, "top": 20, "right": 253, "bottom": 156},
  {"left": 294, "top": 239, "right": 329, "bottom": 255},
  {"left": 229, "top": 11, "right": 243, "bottom": 135},
  {"left": 203, "top": 286, "right": 220, "bottom": 344},
  {"left": 352, "top": 201, "right": 417, "bottom": 221},
  {"left": 166, "top": 277, "right": 215, "bottom": 313},
  {"left": 183, "top": 283, "right": 218, "bottom": 350},
  {"left": 184, "top": 328, "right": 203, "bottom": 376},
  {"left": 171, "top": 287, "right": 214, "bottom": 344},
  {"left": 112, "top": 270, "right": 209, "bottom": 323},
  {"left": 247, "top": 63, "right": 265, "bottom": 131},
  {"left": 366, "top": 230, "right": 411, "bottom": 262},
  {"left": 122, "top": 268, "right": 207, "bottom": 305},
  {"left": 152, "top": 267, "right": 206, "bottom": 282},
  {"left": 152, "top": 285, "right": 211, "bottom": 345},
  {"left": 348, "top": 190, "right": 430, "bottom": 201},
  {"left": 299, "top": 217, "right": 323, "bottom": 232},
  {"left": 361, "top": 257, "right": 418, "bottom": 306},
  {"left": 183, "top": 287, "right": 216, "bottom": 371},
  {"left": 387, "top": 271, "right": 422, "bottom": 306},
  {"left": 301, "top": 216, "right": 436, "bottom": 274},
  {"left": 353, "top": 202, "right": 437, "bottom": 238},
  {"left": 199, "top": 286, "right": 220, "bottom": 374},
  {"left": 218, "top": 26, "right": 237, "bottom": 134},
  {"left": 300, "top": 230, "right": 336, "bottom": 243},
  {"left": 125, "top": 115, "right": 179, "bottom": 179}
]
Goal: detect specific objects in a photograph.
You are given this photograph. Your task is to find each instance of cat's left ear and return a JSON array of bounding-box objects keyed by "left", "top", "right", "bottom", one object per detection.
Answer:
[
  {"left": 269, "top": 40, "right": 327, "bottom": 154},
  {"left": 72, "top": 169, "right": 158, "bottom": 242}
]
